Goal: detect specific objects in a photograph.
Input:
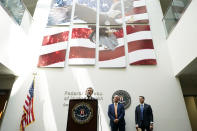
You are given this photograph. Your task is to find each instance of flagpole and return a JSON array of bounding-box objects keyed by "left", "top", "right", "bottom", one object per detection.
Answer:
[
  {"left": 32, "top": 72, "right": 37, "bottom": 122},
  {"left": 33, "top": 72, "right": 37, "bottom": 83}
]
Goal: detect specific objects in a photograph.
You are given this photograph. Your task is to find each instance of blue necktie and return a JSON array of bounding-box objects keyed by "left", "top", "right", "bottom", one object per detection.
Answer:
[{"left": 140, "top": 104, "right": 144, "bottom": 120}]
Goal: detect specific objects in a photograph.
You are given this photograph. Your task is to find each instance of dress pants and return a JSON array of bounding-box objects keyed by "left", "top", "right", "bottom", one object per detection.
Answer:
[
  {"left": 140, "top": 121, "right": 150, "bottom": 131},
  {"left": 111, "top": 122, "right": 125, "bottom": 131}
]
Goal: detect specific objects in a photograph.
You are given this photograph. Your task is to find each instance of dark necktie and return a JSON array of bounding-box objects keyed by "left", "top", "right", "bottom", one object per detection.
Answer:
[{"left": 140, "top": 104, "right": 144, "bottom": 120}]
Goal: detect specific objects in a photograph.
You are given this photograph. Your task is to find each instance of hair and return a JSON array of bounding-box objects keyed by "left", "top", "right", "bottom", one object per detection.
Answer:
[
  {"left": 87, "top": 87, "right": 94, "bottom": 93},
  {"left": 114, "top": 95, "right": 120, "bottom": 98},
  {"left": 139, "top": 96, "right": 145, "bottom": 99}
]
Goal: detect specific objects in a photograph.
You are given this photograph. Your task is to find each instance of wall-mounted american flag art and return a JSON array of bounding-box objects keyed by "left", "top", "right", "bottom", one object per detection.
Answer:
[
  {"left": 37, "top": 27, "right": 69, "bottom": 67},
  {"left": 99, "top": 26, "right": 126, "bottom": 68},
  {"left": 69, "top": 25, "right": 96, "bottom": 65},
  {"left": 126, "top": 25, "right": 157, "bottom": 65},
  {"left": 39, "top": 0, "right": 157, "bottom": 68},
  {"left": 124, "top": 0, "right": 149, "bottom": 24}
]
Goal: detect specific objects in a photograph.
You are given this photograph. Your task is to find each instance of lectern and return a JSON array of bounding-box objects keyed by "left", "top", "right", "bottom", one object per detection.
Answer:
[{"left": 66, "top": 99, "right": 98, "bottom": 131}]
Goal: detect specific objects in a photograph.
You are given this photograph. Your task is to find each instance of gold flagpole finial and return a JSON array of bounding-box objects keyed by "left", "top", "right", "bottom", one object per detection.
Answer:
[{"left": 33, "top": 72, "right": 37, "bottom": 81}]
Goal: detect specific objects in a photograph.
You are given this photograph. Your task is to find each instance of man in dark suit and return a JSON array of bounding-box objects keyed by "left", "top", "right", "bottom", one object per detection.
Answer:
[
  {"left": 108, "top": 95, "right": 125, "bottom": 131},
  {"left": 85, "top": 87, "right": 95, "bottom": 100},
  {"left": 135, "top": 96, "right": 154, "bottom": 131}
]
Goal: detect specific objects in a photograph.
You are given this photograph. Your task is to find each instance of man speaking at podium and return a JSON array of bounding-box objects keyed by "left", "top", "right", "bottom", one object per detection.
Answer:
[
  {"left": 108, "top": 95, "right": 125, "bottom": 131},
  {"left": 85, "top": 87, "right": 95, "bottom": 100},
  {"left": 66, "top": 87, "right": 98, "bottom": 131}
]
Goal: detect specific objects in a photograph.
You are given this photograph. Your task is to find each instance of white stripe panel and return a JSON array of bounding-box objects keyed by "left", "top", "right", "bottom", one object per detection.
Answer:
[
  {"left": 133, "top": 0, "right": 146, "bottom": 7},
  {"left": 124, "top": 13, "right": 148, "bottom": 22},
  {"left": 127, "top": 31, "right": 152, "bottom": 42},
  {"left": 72, "top": 25, "right": 90, "bottom": 29},
  {"left": 70, "top": 39, "right": 95, "bottom": 48},
  {"left": 99, "top": 56, "right": 126, "bottom": 68},
  {"left": 43, "top": 27, "right": 69, "bottom": 36},
  {"left": 57, "top": 22, "right": 71, "bottom": 26},
  {"left": 41, "top": 62, "right": 65, "bottom": 68},
  {"left": 129, "top": 49, "right": 156, "bottom": 64},
  {"left": 69, "top": 58, "right": 95, "bottom": 65},
  {"left": 40, "top": 41, "right": 68, "bottom": 55},
  {"left": 73, "top": 19, "right": 88, "bottom": 23},
  {"left": 133, "top": 13, "right": 149, "bottom": 21},
  {"left": 99, "top": 37, "right": 124, "bottom": 51}
]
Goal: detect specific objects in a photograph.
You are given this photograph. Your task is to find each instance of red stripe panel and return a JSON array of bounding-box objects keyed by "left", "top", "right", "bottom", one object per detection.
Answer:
[
  {"left": 130, "top": 19, "right": 149, "bottom": 24},
  {"left": 126, "top": 25, "right": 150, "bottom": 34},
  {"left": 125, "top": 6, "right": 147, "bottom": 16},
  {"left": 72, "top": 28, "right": 94, "bottom": 39},
  {"left": 69, "top": 47, "right": 95, "bottom": 59},
  {"left": 99, "top": 46, "right": 125, "bottom": 61},
  {"left": 38, "top": 49, "right": 66, "bottom": 67},
  {"left": 130, "top": 59, "right": 157, "bottom": 65},
  {"left": 113, "top": 28, "right": 124, "bottom": 38},
  {"left": 42, "top": 31, "right": 69, "bottom": 46},
  {"left": 128, "top": 39, "right": 154, "bottom": 53}
]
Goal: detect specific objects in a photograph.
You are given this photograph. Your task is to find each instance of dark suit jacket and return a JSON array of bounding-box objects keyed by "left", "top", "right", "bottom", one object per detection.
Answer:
[
  {"left": 108, "top": 103, "right": 125, "bottom": 126},
  {"left": 135, "top": 103, "right": 153, "bottom": 127},
  {"left": 84, "top": 96, "right": 96, "bottom": 100}
]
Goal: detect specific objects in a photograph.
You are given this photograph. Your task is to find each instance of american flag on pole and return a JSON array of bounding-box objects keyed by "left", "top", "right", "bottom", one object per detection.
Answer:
[{"left": 20, "top": 80, "right": 35, "bottom": 131}]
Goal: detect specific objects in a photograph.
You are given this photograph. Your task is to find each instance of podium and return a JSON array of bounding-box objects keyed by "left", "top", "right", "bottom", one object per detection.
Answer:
[{"left": 66, "top": 99, "right": 98, "bottom": 131}]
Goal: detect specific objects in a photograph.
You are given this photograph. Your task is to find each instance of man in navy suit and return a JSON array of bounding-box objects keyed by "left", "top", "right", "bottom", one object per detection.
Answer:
[
  {"left": 108, "top": 95, "right": 125, "bottom": 131},
  {"left": 135, "top": 96, "right": 154, "bottom": 131}
]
